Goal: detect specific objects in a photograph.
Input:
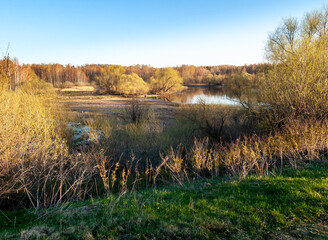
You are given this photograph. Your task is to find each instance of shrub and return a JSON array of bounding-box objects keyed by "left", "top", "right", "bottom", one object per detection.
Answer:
[
  {"left": 150, "top": 68, "right": 183, "bottom": 96},
  {"left": 95, "top": 65, "right": 125, "bottom": 93},
  {"left": 224, "top": 69, "right": 256, "bottom": 102},
  {"left": 260, "top": 6, "right": 328, "bottom": 123},
  {"left": 0, "top": 87, "right": 68, "bottom": 208},
  {"left": 178, "top": 101, "right": 253, "bottom": 142},
  {"left": 124, "top": 99, "right": 147, "bottom": 123},
  {"left": 116, "top": 73, "right": 149, "bottom": 95}
]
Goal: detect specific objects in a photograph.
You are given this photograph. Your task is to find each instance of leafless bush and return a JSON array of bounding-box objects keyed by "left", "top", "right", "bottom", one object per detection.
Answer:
[
  {"left": 124, "top": 99, "right": 147, "bottom": 123},
  {"left": 178, "top": 100, "right": 253, "bottom": 143}
]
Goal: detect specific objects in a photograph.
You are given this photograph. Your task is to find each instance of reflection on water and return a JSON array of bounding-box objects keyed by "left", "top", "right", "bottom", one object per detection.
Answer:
[{"left": 170, "top": 86, "right": 240, "bottom": 105}]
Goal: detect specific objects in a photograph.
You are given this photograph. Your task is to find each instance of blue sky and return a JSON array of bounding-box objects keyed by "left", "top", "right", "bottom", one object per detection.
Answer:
[{"left": 0, "top": 0, "right": 327, "bottom": 67}]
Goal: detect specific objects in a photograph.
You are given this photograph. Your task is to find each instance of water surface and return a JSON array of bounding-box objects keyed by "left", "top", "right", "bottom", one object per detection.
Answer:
[{"left": 170, "top": 86, "right": 240, "bottom": 105}]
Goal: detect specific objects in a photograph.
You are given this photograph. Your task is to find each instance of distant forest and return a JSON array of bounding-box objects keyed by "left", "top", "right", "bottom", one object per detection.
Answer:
[{"left": 0, "top": 58, "right": 270, "bottom": 90}]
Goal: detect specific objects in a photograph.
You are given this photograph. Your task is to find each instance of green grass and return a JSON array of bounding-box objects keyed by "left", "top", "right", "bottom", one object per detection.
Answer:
[{"left": 1, "top": 162, "right": 328, "bottom": 239}]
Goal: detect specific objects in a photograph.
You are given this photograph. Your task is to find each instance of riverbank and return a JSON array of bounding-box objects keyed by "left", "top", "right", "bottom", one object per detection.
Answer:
[{"left": 1, "top": 161, "right": 327, "bottom": 239}]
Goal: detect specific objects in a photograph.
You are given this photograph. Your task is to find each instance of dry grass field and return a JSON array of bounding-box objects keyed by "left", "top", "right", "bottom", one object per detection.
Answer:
[{"left": 58, "top": 85, "right": 179, "bottom": 125}]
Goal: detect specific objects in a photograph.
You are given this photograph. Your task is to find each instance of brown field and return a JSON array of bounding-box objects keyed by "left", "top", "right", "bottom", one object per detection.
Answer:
[{"left": 57, "top": 86, "right": 180, "bottom": 124}]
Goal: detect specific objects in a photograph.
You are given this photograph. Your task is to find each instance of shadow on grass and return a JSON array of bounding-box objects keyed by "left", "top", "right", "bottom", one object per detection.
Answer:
[{"left": 1, "top": 162, "right": 327, "bottom": 239}]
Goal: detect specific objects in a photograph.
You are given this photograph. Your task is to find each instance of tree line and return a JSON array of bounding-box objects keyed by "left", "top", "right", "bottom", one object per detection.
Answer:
[
  {"left": 1, "top": 56, "right": 269, "bottom": 95},
  {"left": 35, "top": 63, "right": 269, "bottom": 93}
]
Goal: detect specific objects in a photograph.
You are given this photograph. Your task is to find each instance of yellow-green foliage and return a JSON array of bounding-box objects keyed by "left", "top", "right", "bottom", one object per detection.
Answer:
[
  {"left": 0, "top": 82, "right": 69, "bottom": 207},
  {"left": 96, "top": 65, "right": 125, "bottom": 93},
  {"left": 261, "top": 6, "right": 328, "bottom": 122},
  {"left": 0, "top": 89, "right": 66, "bottom": 161},
  {"left": 225, "top": 69, "right": 256, "bottom": 101},
  {"left": 208, "top": 73, "right": 224, "bottom": 85},
  {"left": 116, "top": 73, "right": 149, "bottom": 95},
  {"left": 150, "top": 68, "right": 183, "bottom": 94}
]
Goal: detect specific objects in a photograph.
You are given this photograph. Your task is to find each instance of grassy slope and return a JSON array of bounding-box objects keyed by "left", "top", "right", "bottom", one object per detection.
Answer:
[{"left": 1, "top": 162, "right": 328, "bottom": 239}]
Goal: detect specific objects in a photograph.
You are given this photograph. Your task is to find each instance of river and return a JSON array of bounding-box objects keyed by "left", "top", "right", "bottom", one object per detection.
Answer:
[{"left": 169, "top": 86, "right": 240, "bottom": 105}]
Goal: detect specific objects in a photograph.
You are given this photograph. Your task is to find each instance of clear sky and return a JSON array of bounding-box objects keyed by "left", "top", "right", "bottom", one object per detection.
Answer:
[{"left": 0, "top": 0, "right": 327, "bottom": 67}]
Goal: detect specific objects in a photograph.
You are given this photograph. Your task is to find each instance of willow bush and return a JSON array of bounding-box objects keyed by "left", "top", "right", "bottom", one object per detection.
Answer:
[
  {"left": 0, "top": 81, "right": 102, "bottom": 209},
  {"left": 260, "top": 7, "right": 328, "bottom": 124},
  {"left": 0, "top": 85, "right": 66, "bottom": 208},
  {"left": 150, "top": 68, "right": 183, "bottom": 96},
  {"left": 116, "top": 73, "right": 149, "bottom": 95}
]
